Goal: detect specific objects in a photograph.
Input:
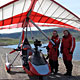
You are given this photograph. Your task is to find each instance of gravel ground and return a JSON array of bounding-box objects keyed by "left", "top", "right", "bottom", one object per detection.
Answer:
[{"left": 0, "top": 46, "right": 80, "bottom": 80}]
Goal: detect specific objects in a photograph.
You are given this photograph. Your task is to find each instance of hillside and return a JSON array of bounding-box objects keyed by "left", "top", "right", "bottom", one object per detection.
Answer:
[{"left": 0, "top": 28, "right": 80, "bottom": 45}]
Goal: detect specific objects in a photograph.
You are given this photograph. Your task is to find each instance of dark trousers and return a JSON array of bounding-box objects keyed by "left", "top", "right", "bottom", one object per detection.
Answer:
[
  {"left": 49, "top": 59, "right": 58, "bottom": 73},
  {"left": 22, "top": 50, "right": 28, "bottom": 65},
  {"left": 64, "top": 60, "right": 73, "bottom": 74}
]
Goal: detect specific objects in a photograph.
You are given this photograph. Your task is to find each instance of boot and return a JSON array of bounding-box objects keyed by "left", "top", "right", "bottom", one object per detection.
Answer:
[{"left": 64, "top": 72, "right": 72, "bottom": 76}]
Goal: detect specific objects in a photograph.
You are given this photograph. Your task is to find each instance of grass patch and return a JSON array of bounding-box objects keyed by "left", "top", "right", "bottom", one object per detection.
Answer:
[
  {"left": 0, "top": 38, "right": 36, "bottom": 46},
  {"left": 0, "top": 38, "right": 19, "bottom": 46}
]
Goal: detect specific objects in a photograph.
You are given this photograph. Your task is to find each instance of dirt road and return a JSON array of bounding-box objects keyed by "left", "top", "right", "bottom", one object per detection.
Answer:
[{"left": 0, "top": 46, "right": 80, "bottom": 80}]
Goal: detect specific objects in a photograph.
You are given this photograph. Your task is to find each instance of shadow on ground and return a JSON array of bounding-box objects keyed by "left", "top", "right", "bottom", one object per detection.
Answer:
[
  {"left": 48, "top": 73, "right": 80, "bottom": 80},
  {"left": 7, "top": 71, "right": 80, "bottom": 80}
]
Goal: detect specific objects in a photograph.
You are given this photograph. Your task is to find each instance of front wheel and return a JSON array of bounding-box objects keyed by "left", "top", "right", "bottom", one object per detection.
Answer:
[
  {"left": 5, "top": 64, "right": 11, "bottom": 73},
  {"left": 7, "top": 69, "right": 11, "bottom": 73}
]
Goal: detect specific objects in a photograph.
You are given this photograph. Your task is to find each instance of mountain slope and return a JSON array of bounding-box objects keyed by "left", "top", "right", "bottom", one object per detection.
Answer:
[{"left": 0, "top": 28, "right": 80, "bottom": 44}]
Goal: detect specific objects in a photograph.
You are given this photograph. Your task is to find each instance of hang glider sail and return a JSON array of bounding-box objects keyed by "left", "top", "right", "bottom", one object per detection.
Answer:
[{"left": 0, "top": 0, "right": 80, "bottom": 31}]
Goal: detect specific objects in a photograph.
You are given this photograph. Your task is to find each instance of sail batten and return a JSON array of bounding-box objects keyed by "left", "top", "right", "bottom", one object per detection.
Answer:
[{"left": 0, "top": 0, "right": 80, "bottom": 31}]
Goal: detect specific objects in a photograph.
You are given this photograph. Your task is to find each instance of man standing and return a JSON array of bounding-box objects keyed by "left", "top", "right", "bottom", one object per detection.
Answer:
[
  {"left": 46, "top": 30, "right": 60, "bottom": 74},
  {"left": 61, "top": 30, "right": 75, "bottom": 76}
]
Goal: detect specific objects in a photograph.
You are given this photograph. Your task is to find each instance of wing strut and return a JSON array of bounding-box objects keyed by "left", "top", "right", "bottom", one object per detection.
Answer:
[
  {"left": 30, "top": 19, "right": 55, "bottom": 45},
  {"left": 29, "top": 24, "right": 34, "bottom": 41},
  {"left": 18, "top": 28, "right": 24, "bottom": 48}
]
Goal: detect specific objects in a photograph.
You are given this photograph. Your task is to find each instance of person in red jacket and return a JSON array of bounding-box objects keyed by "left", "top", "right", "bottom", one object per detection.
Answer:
[
  {"left": 46, "top": 30, "right": 60, "bottom": 74},
  {"left": 61, "top": 30, "right": 75, "bottom": 76}
]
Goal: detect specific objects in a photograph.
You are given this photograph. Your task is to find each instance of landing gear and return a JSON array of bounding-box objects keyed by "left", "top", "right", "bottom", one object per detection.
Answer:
[
  {"left": 5, "top": 63, "right": 11, "bottom": 73},
  {"left": 5, "top": 53, "right": 11, "bottom": 73}
]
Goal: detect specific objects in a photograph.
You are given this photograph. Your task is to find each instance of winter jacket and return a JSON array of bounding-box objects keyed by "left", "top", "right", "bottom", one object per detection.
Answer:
[
  {"left": 61, "top": 35, "right": 75, "bottom": 61},
  {"left": 48, "top": 36, "right": 60, "bottom": 61}
]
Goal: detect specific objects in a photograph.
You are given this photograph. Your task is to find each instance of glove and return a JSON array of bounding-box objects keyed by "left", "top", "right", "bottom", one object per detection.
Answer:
[
  {"left": 69, "top": 51, "right": 73, "bottom": 54},
  {"left": 46, "top": 46, "right": 49, "bottom": 52},
  {"left": 52, "top": 44, "right": 56, "bottom": 47},
  {"left": 46, "top": 56, "right": 49, "bottom": 59}
]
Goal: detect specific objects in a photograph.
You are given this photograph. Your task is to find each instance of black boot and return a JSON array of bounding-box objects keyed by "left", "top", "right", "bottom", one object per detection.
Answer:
[{"left": 64, "top": 72, "right": 72, "bottom": 76}]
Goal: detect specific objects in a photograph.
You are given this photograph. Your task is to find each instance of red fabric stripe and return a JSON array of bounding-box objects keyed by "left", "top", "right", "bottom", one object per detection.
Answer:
[
  {"left": 0, "top": 12, "right": 27, "bottom": 27},
  {"left": 30, "top": 11, "right": 79, "bottom": 30},
  {"left": 0, "top": 11, "right": 80, "bottom": 31},
  {"left": 28, "top": 0, "right": 38, "bottom": 11}
]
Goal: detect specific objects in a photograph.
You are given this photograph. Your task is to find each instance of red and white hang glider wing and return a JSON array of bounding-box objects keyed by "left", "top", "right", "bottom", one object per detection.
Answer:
[
  {"left": 0, "top": 0, "right": 80, "bottom": 31},
  {"left": 0, "top": 0, "right": 32, "bottom": 29}
]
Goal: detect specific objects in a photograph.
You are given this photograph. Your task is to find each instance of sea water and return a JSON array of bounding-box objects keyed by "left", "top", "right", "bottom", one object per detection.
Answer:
[{"left": 3, "top": 42, "right": 80, "bottom": 61}]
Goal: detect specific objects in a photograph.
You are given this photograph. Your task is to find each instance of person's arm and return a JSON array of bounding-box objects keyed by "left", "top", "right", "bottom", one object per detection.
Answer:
[
  {"left": 46, "top": 46, "right": 49, "bottom": 52},
  {"left": 60, "top": 38, "right": 63, "bottom": 54},
  {"left": 55, "top": 38, "right": 60, "bottom": 48},
  {"left": 69, "top": 37, "right": 76, "bottom": 54}
]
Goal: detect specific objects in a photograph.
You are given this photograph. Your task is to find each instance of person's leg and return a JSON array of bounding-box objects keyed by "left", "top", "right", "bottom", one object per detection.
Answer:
[
  {"left": 63, "top": 60, "right": 68, "bottom": 75},
  {"left": 54, "top": 60, "right": 58, "bottom": 74},
  {"left": 67, "top": 61, "right": 73, "bottom": 76},
  {"left": 64, "top": 60, "right": 73, "bottom": 76},
  {"left": 49, "top": 59, "right": 53, "bottom": 73}
]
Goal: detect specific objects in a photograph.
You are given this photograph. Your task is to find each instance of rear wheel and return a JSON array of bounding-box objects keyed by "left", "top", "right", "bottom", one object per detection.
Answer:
[
  {"left": 29, "top": 75, "right": 48, "bottom": 80},
  {"left": 39, "top": 76, "right": 48, "bottom": 80},
  {"left": 39, "top": 76, "right": 43, "bottom": 80}
]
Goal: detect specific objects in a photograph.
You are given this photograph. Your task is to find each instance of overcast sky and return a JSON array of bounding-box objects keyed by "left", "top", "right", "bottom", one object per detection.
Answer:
[
  {"left": 56, "top": 0, "right": 80, "bottom": 16},
  {"left": 0, "top": 0, "right": 80, "bottom": 34}
]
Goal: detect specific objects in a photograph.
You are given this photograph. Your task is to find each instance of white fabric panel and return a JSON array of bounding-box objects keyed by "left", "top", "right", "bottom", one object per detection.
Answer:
[
  {"left": 0, "top": 0, "right": 80, "bottom": 30},
  {"left": 0, "top": 9, "right": 2, "bottom": 20},
  {"left": 56, "top": 19, "right": 62, "bottom": 21},
  {"left": 71, "top": 22, "right": 77, "bottom": 26},
  {"left": 52, "top": 7, "right": 65, "bottom": 17},
  {"left": 76, "top": 24, "right": 80, "bottom": 28},
  {"left": 72, "top": 17, "right": 78, "bottom": 20},
  {"left": 3, "top": 4, "right": 13, "bottom": 20},
  {"left": 38, "top": 0, "right": 52, "bottom": 14},
  {"left": 0, "top": 0, "right": 31, "bottom": 20},
  {"left": 33, "top": 0, "right": 40, "bottom": 12},
  {"left": 66, "top": 14, "right": 74, "bottom": 20},
  {"left": 59, "top": 11, "right": 71, "bottom": 19},
  {"left": 33, "top": 0, "right": 80, "bottom": 29},
  {"left": 66, "top": 21, "right": 74, "bottom": 24},
  {"left": 60, "top": 20, "right": 69, "bottom": 23},
  {"left": 13, "top": 0, "right": 25, "bottom": 16},
  {"left": 23, "top": 0, "right": 31, "bottom": 12},
  {"left": 37, "top": 0, "right": 48, "bottom": 14},
  {"left": 45, "top": 2, "right": 58, "bottom": 17},
  {"left": 0, "top": 0, "right": 14, "bottom": 7}
]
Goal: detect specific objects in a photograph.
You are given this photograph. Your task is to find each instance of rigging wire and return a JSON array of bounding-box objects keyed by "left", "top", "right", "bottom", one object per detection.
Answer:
[
  {"left": 29, "top": 23, "right": 34, "bottom": 41},
  {"left": 2, "top": 8, "right": 4, "bottom": 28},
  {"left": 43, "top": 5, "right": 60, "bottom": 24},
  {"left": 62, "top": 17, "right": 75, "bottom": 26},
  {"left": 9, "top": 3, "right": 14, "bottom": 29},
  {"left": 32, "top": 0, "right": 44, "bottom": 20},
  {"left": 50, "top": 9, "right": 66, "bottom": 24},
  {"left": 38, "top": 1, "right": 53, "bottom": 23},
  {"left": 16, "top": 0, "right": 26, "bottom": 28}
]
